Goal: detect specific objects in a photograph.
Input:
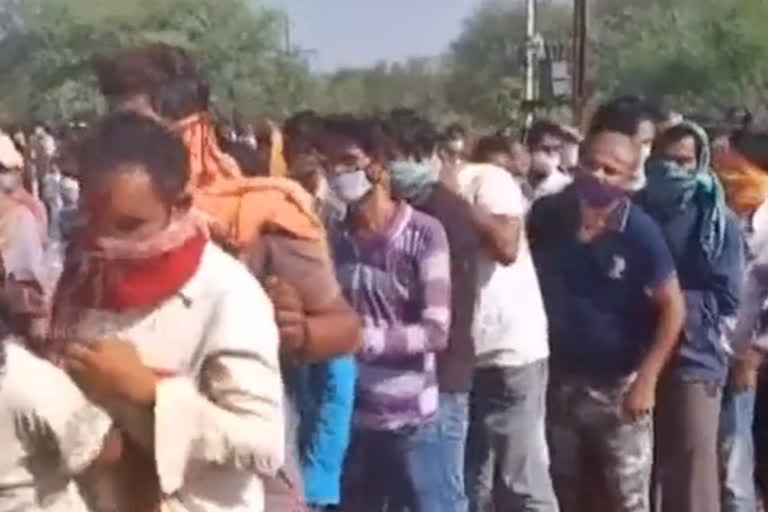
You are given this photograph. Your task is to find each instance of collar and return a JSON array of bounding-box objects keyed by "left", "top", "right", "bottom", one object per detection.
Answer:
[{"left": 605, "top": 197, "right": 631, "bottom": 232}]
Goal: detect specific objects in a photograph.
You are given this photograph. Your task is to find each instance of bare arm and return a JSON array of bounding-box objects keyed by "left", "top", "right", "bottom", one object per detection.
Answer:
[{"left": 639, "top": 276, "right": 686, "bottom": 381}]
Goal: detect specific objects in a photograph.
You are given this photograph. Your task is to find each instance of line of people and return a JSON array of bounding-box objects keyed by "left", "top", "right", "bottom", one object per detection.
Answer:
[{"left": 0, "top": 42, "right": 766, "bottom": 512}]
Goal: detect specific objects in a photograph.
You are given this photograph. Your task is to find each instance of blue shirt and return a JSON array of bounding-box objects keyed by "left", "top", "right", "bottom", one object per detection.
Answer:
[
  {"left": 638, "top": 203, "right": 744, "bottom": 384},
  {"left": 528, "top": 189, "right": 676, "bottom": 381}
]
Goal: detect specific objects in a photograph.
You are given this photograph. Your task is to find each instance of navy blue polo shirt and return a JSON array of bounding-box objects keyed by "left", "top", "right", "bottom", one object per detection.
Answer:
[{"left": 528, "top": 188, "right": 676, "bottom": 380}]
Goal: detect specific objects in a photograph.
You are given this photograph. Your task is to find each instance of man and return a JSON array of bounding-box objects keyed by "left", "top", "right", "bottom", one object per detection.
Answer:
[
  {"left": 386, "top": 113, "right": 479, "bottom": 512},
  {"left": 456, "top": 141, "right": 556, "bottom": 508},
  {"left": 319, "top": 116, "right": 452, "bottom": 511},
  {"left": 472, "top": 134, "right": 533, "bottom": 204},
  {"left": 589, "top": 96, "right": 659, "bottom": 192},
  {"left": 527, "top": 120, "right": 572, "bottom": 200},
  {"left": 640, "top": 122, "right": 744, "bottom": 512},
  {"left": 528, "top": 130, "right": 685, "bottom": 512}
]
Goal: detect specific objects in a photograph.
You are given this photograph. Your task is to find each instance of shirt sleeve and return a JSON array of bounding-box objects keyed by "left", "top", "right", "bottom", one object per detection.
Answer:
[
  {"left": 360, "top": 217, "right": 451, "bottom": 361},
  {"left": 245, "top": 233, "right": 342, "bottom": 312},
  {"left": 152, "top": 275, "right": 285, "bottom": 495},
  {"left": 474, "top": 166, "right": 525, "bottom": 217},
  {"left": 10, "top": 343, "right": 112, "bottom": 475},
  {"left": 634, "top": 211, "right": 677, "bottom": 290}
]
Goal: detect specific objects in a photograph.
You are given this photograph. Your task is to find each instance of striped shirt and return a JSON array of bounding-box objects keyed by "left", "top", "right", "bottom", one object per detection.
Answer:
[{"left": 330, "top": 202, "right": 451, "bottom": 430}]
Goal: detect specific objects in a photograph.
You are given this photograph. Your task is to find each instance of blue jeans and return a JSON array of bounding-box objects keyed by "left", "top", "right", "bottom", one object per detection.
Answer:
[
  {"left": 437, "top": 392, "right": 470, "bottom": 512},
  {"left": 466, "top": 359, "right": 559, "bottom": 512},
  {"left": 720, "top": 386, "right": 757, "bottom": 512},
  {"left": 342, "top": 420, "right": 445, "bottom": 512}
]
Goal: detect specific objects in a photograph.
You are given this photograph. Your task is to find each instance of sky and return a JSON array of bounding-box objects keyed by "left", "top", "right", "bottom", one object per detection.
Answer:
[{"left": 260, "top": 0, "right": 487, "bottom": 71}]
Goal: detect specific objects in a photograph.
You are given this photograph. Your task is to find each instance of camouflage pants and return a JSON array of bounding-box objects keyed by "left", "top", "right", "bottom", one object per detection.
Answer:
[{"left": 547, "top": 375, "right": 652, "bottom": 512}]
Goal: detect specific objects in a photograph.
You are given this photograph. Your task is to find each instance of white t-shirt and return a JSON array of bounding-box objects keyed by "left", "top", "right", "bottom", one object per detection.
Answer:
[
  {"left": 0, "top": 340, "right": 112, "bottom": 511},
  {"left": 457, "top": 163, "right": 549, "bottom": 367}
]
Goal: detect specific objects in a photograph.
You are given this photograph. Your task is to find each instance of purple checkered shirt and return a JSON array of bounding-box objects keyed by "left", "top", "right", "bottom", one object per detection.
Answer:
[{"left": 331, "top": 202, "right": 451, "bottom": 430}]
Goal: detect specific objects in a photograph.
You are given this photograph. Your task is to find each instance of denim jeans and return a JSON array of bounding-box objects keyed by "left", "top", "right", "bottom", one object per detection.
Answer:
[
  {"left": 720, "top": 386, "right": 757, "bottom": 512},
  {"left": 437, "top": 392, "right": 470, "bottom": 512},
  {"left": 465, "top": 359, "right": 559, "bottom": 512},
  {"left": 342, "top": 420, "right": 445, "bottom": 512}
]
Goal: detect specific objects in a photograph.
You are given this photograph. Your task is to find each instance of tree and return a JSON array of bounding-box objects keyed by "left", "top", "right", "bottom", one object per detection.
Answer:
[
  {"left": 446, "top": 0, "right": 571, "bottom": 127},
  {"left": 0, "top": 0, "right": 313, "bottom": 122},
  {"left": 596, "top": 0, "right": 768, "bottom": 119}
]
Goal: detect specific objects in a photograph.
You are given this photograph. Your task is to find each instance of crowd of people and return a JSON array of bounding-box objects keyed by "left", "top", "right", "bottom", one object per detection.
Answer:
[{"left": 1, "top": 42, "right": 768, "bottom": 512}]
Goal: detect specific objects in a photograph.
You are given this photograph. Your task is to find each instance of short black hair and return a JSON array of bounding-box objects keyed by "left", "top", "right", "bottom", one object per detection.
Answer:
[
  {"left": 385, "top": 114, "right": 439, "bottom": 162},
  {"left": 589, "top": 96, "right": 661, "bottom": 138},
  {"left": 654, "top": 123, "right": 702, "bottom": 159},
  {"left": 472, "top": 135, "right": 512, "bottom": 162},
  {"left": 94, "top": 44, "right": 209, "bottom": 121},
  {"left": 75, "top": 113, "right": 189, "bottom": 202},
  {"left": 526, "top": 120, "right": 565, "bottom": 149},
  {"left": 444, "top": 122, "right": 466, "bottom": 140},
  {"left": 730, "top": 130, "right": 768, "bottom": 170},
  {"left": 319, "top": 115, "right": 392, "bottom": 162}
]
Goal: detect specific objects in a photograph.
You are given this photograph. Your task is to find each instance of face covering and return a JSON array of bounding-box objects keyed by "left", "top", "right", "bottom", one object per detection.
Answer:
[
  {"left": 531, "top": 152, "right": 561, "bottom": 178},
  {"left": 573, "top": 173, "right": 626, "bottom": 208},
  {"left": 326, "top": 169, "right": 372, "bottom": 204},
  {"left": 389, "top": 160, "right": 438, "bottom": 202},
  {"left": 628, "top": 143, "right": 653, "bottom": 191},
  {"left": 60, "top": 176, "right": 80, "bottom": 206},
  {"left": 0, "top": 173, "right": 19, "bottom": 193}
]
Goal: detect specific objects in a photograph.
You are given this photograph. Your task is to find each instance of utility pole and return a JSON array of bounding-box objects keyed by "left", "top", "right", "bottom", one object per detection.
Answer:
[
  {"left": 572, "top": 0, "right": 588, "bottom": 126},
  {"left": 524, "top": 0, "right": 537, "bottom": 127}
]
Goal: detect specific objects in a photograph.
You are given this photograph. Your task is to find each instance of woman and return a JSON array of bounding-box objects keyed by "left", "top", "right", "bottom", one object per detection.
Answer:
[
  {"left": 52, "top": 113, "right": 285, "bottom": 511},
  {"left": 92, "top": 46, "right": 360, "bottom": 509}
]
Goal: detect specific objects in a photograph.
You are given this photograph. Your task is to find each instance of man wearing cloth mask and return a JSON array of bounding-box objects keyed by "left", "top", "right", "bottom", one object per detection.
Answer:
[
  {"left": 528, "top": 129, "right": 685, "bottom": 512},
  {"left": 639, "top": 122, "right": 745, "bottom": 512},
  {"left": 527, "top": 120, "right": 573, "bottom": 200}
]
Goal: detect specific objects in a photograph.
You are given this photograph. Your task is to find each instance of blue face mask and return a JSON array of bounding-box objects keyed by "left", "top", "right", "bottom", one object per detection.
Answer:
[
  {"left": 326, "top": 169, "right": 372, "bottom": 204},
  {"left": 389, "top": 160, "right": 438, "bottom": 202}
]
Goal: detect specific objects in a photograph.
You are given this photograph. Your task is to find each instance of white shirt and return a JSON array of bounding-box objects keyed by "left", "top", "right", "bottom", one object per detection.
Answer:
[
  {"left": 457, "top": 163, "right": 549, "bottom": 367},
  {"left": 69, "top": 242, "right": 284, "bottom": 512},
  {"left": 0, "top": 340, "right": 112, "bottom": 511}
]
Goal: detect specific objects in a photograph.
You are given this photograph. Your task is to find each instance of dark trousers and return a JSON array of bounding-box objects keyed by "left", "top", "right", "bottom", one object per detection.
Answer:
[{"left": 653, "top": 379, "right": 722, "bottom": 512}]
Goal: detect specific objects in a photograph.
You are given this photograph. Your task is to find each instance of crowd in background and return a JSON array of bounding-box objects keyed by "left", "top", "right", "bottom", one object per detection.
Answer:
[{"left": 1, "top": 43, "right": 768, "bottom": 512}]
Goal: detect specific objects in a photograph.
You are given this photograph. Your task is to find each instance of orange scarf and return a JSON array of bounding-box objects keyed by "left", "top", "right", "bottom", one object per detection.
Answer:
[
  {"left": 714, "top": 149, "right": 768, "bottom": 217},
  {"left": 175, "top": 114, "right": 322, "bottom": 250}
]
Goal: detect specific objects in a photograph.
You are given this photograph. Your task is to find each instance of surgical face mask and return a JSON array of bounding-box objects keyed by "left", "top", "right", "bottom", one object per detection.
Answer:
[
  {"left": 60, "top": 176, "right": 80, "bottom": 206},
  {"left": 628, "top": 143, "right": 653, "bottom": 191},
  {"left": 447, "top": 139, "right": 465, "bottom": 154},
  {"left": 326, "top": 169, "right": 372, "bottom": 204},
  {"left": 531, "top": 151, "right": 561, "bottom": 177},
  {"left": 0, "top": 172, "right": 20, "bottom": 193},
  {"left": 389, "top": 160, "right": 438, "bottom": 201}
]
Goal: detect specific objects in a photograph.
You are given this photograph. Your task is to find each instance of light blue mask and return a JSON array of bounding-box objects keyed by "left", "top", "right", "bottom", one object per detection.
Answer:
[{"left": 389, "top": 160, "right": 438, "bottom": 202}]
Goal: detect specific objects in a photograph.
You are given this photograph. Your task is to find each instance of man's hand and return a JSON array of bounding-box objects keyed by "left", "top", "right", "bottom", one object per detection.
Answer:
[
  {"left": 265, "top": 276, "right": 309, "bottom": 360},
  {"left": 622, "top": 372, "right": 658, "bottom": 422},
  {"left": 64, "top": 339, "right": 157, "bottom": 407}
]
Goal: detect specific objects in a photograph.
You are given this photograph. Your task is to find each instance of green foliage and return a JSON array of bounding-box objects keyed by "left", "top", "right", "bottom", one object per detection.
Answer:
[
  {"left": 596, "top": 0, "right": 768, "bottom": 118},
  {"left": 0, "top": 0, "right": 313, "bottom": 122}
]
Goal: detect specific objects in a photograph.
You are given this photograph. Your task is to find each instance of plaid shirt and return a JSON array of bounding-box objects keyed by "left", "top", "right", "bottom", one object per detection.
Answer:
[{"left": 330, "top": 202, "right": 451, "bottom": 430}]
